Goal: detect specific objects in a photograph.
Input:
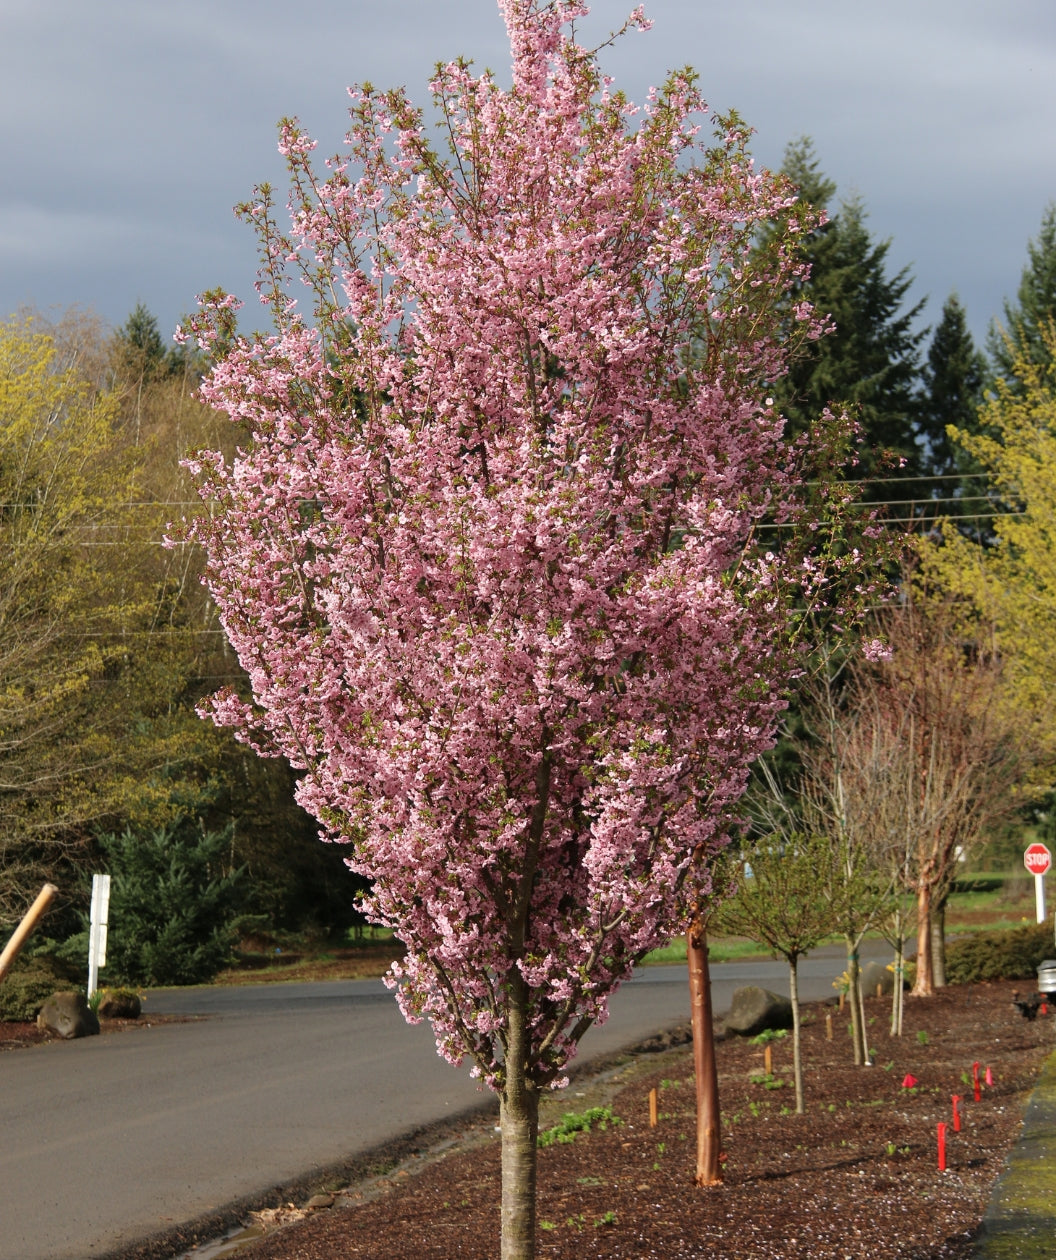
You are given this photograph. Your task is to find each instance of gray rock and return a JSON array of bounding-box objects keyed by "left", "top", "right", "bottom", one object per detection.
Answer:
[
  {"left": 97, "top": 989, "right": 141, "bottom": 1020},
  {"left": 721, "top": 986, "right": 793, "bottom": 1038},
  {"left": 36, "top": 992, "right": 100, "bottom": 1040},
  {"left": 861, "top": 961, "right": 896, "bottom": 997}
]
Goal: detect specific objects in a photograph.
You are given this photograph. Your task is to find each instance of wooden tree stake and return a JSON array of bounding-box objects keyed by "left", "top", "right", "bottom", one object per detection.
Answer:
[{"left": 0, "top": 884, "right": 58, "bottom": 984}]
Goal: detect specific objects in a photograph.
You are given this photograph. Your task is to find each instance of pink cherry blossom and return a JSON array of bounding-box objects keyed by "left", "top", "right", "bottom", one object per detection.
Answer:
[{"left": 177, "top": 4, "right": 845, "bottom": 1253}]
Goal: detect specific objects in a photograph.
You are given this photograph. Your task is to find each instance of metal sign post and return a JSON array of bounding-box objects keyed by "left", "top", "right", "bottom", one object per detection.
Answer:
[
  {"left": 88, "top": 874, "right": 111, "bottom": 999},
  {"left": 1024, "top": 844, "right": 1052, "bottom": 925}
]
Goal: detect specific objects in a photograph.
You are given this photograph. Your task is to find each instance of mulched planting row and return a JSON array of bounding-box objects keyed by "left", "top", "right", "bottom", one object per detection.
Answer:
[{"left": 238, "top": 979, "right": 1052, "bottom": 1260}]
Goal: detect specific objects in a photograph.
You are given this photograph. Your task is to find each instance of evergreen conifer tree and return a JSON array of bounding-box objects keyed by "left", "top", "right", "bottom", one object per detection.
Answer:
[
  {"left": 116, "top": 302, "right": 168, "bottom": 380},
  {"left": 773, "top": 139, "right": 926, "bottom": 506},
  {"left": 989, "top": 203, "right": 1056, "bottom": 382},
  {"left": 919, "top": 293, "right": 989, "bottom": 533},
  {"left": 920, "top": 294, "right": 985, "bottom": 477}
]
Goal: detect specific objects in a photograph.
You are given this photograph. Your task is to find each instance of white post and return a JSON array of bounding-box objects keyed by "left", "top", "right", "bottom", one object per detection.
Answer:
[
  {"left": 1036, "top": 873, "right": 1047, "bottom": 926},
  {"left": 88, "top": 874, "right": 111, "bottom": 999}
]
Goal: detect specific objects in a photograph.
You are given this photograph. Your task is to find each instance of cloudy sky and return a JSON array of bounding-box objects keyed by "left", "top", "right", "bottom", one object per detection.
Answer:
[{"left": 2, "top": 1, "right": 1053, "bottom": 350}]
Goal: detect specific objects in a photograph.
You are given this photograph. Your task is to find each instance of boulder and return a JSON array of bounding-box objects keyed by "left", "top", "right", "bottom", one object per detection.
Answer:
[
  {"left": 861, "top": 960, "right": 897, "bottom": 997},
  {"left": 97, "top": 988, "right": 141, "bottom": 1020},
  {"left": 722, "top": 986, "right": 793, "bottom": 1038},
  {"left": 36, "top": 992, "right": 100, "bottom": 1040}
]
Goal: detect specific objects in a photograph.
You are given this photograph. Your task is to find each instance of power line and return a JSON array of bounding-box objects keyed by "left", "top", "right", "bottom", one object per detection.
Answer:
[{"left": 0, "top": 471, "right": 1006, "bottom": 512}]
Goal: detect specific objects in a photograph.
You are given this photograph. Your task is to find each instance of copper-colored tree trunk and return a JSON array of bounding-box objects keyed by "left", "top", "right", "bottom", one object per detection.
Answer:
[
  {"left": 913, "top": 881, "right": 934, "bottom": 996},
  {"left": 688, "top": 919, "right": 722, "bottom": 1186}
]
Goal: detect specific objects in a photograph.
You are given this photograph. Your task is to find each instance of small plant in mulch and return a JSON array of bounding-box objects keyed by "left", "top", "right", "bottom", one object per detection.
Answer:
[
  {"left": 748, "top": 1027, "right": 788, "bottom": 1046},
  {"left": 537, "top": 1106, "right": 623, "bottom": 1148}
]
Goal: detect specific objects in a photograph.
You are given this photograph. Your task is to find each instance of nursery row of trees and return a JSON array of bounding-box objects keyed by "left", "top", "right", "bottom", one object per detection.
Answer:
[
  {"left": 172, "top": 3, "right": 1056, "bottom": 1251},
  {"left": 2, "top": 160, "right": 1055, "bottom": 953},
  {"left": 3, "top": 3, "right": 1055, "bottom": 1255}
]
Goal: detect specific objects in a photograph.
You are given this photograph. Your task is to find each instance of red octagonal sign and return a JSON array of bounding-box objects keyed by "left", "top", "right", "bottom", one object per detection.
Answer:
[{"left": 1024, "top": 843, "right": 1052, "bottom": 876}]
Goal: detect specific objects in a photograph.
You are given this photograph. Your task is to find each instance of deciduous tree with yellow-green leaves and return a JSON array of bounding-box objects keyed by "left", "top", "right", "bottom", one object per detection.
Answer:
[
  {"left": 922, "top": 323, "right": 1056, "bottom": 764},
  {"left": 0, "top": 314, "right": 219, "bottom": 926}
]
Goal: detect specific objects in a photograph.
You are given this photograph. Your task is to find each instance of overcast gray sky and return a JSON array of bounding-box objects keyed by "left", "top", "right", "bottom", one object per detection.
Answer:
[{"left": 2, "top": 1, "right": 1053, "bottom": 350}]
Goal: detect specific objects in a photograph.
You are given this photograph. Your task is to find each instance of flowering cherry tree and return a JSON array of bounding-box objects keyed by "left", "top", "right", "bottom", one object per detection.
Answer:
[{"left": 182, "top": 3, "right": 824, "bottom": 1255}]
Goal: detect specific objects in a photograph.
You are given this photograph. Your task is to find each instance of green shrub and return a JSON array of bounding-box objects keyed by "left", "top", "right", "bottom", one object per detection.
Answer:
[
  {"left": 945, "top": 922, "right": 1053, "bottom": 985},
  {"left": 90, "top": 821, "right": 245, "bottom": 987},
  {"left": 0, "top": 955, "right": 81, "bottom": 1022}
]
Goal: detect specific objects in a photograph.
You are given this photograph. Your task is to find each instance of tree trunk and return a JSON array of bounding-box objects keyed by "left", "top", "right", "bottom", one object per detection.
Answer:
[
  {"left": 890, "top": 936, "right": 905, "bottom": 1038},
  {"left": 930, "top": 895, "right": 947, "bottom": 989},
  {"left": 913, "top": 882, "right": 934, "bottom": 996},
  {"left": 789, "top": 956, "right": 805, "bottom": 1114},
  {"left": 845, "top": 942, "right": 866, "bottom": 1065},
  {"left": 687, "top": 921, "right": 722, "bottom": 1186},
  {"left": 500, "top": 979, "right": 540, "bottom": 1260}
]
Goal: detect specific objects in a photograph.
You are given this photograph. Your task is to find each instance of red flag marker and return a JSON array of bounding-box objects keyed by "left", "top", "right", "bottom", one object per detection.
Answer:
[
  {"left": 937, "top": 1121, "right": 947, "bottom": 1171},
  {"left": 901, "top": 1073, "right": 918, "bottom": 1089},
  {"left": 952, "top": 1095, "right": 962, "bottom": 1133},
  {"left": 985, "top": 1066, "right": 994, "bottom": 1088},
  {"left": 972, "top": 1061, "right": 981, "bottom": 1102}
]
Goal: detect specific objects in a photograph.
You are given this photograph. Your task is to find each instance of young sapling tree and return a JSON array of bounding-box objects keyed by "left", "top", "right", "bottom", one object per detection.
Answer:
[{"left": 717, "top": 826, "right": 838, "bottom": 1113}]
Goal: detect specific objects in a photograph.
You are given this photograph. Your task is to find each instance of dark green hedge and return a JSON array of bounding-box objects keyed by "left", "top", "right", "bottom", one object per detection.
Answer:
[
  {"left": 0, "top": 955, "right": 81, "bottom": 1022},
  {"left": 945, "top": 922, "right": 1055, "bottom": 986}
]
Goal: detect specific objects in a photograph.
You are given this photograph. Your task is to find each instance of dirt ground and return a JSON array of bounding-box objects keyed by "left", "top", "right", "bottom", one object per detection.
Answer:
[{"left": 214, "top": 979, "right": 1051, "bottom": 1260}]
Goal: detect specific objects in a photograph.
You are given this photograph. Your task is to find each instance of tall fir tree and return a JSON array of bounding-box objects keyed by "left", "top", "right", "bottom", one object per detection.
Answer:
[
  {"left": 918, "top": 293, "right": 990, "bottom": 534},
  {"left": 774, "top": 139, "right": 926, "bottom": 507},
  {"left": 919, "top": 293, "right": 985, "bottom": 478},
  {"left": 989, "top": 203, "right": 1056, "bottom": 382},
  {"left": 115, "top": 302, "right": 168, "bottom": 381}
]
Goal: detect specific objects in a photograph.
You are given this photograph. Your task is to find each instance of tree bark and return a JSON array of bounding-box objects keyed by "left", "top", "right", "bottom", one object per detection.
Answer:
[
  {"left": 890, "top": 934, "right": 905, "bottom": 1038},
  {"left": 500, "top": 976, "right": 540, "bottom": 1260},
  {"left": 845, "top": 942, "right": 867, "bottom": 1065},
  {"left": 789, "top": 956, "right": 805, "bottom": 1113},
  {"left": 688, "top": 920, "right": 722, "bottom": 1186},
  {"left": 930, "top": 896, "right": 947, "bottom": 989},
  {"left": 913, "top": 881, "right": 934, "bottom": 996}
]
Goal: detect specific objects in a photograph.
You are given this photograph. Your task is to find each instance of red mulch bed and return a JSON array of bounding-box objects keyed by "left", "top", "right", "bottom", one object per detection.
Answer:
[
  {"left": 0, "top": 1019, "right": 51, "bottom": 1050},
  {"left": 232, "top": 980, "right": 1051, "bottom": 1260},
  {"left": 0, "top": 1014, "right": 191, "bottom": 1050}
]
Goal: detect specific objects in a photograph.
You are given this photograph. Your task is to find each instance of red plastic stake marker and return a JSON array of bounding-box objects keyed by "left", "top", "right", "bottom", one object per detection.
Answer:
[
  {"left": 937, "top": 1121, "right": 947, "bottom": 1171},
  {"left": 972, "top": 1061, "right": 981, "bottom": 1103},
  {"left": 952, "top": 1095, "right": 961, "bottom": 1133},
  {"left": 985, "top": 1065, "right": 994, "bottom": 1088}
]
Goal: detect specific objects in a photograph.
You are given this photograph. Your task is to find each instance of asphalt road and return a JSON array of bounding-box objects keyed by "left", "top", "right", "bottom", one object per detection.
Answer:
[{"left": 0, "top": 944, "right": 889, "bottom": 1260}]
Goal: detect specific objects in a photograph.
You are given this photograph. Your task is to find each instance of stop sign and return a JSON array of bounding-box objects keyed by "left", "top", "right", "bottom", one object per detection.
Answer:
[{"left": 1024, "top": 843, "right": 1052, "bottom": 876}]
